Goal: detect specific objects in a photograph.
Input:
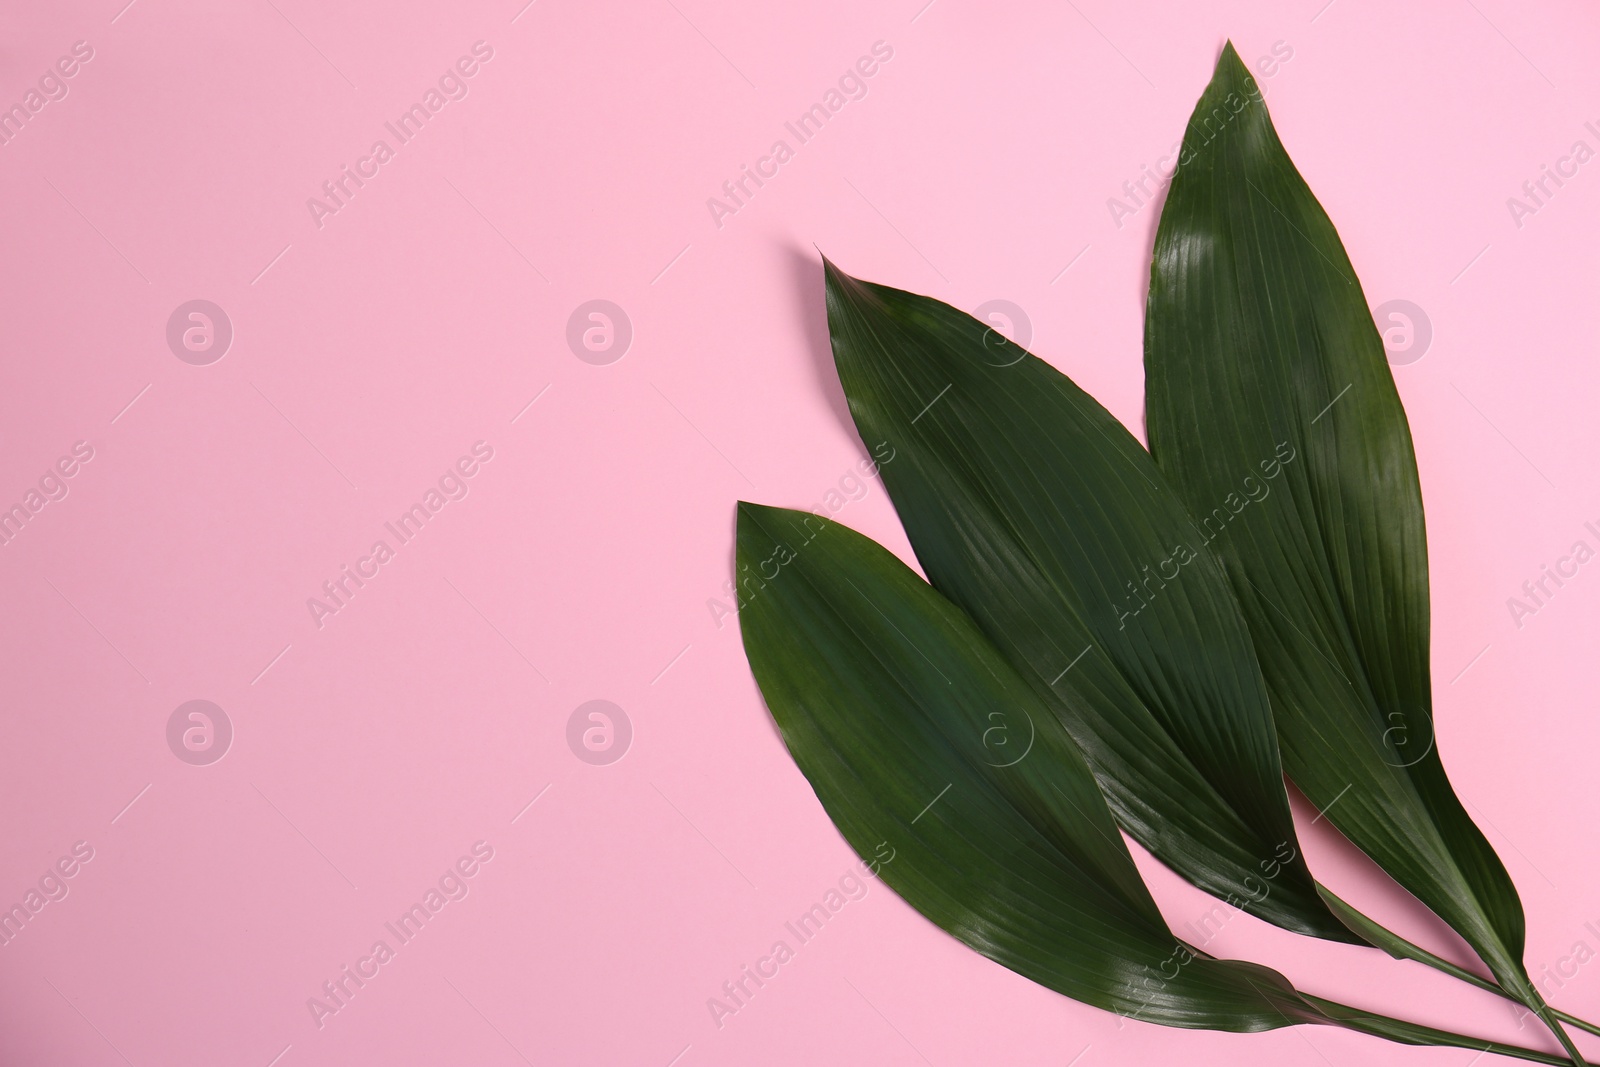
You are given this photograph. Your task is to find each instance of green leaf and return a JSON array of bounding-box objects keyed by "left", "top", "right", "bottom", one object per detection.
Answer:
[
  {"left": 736, "top": 501, "right": 1324, "bottom": 1030},
  {"left": 1142, "top": 41, "right": 1560, "bottom": 1041},
  {"left": 735, "top": 504, "right": 1574, "bottom": 1064},
  {"left": 820, "top": 257, "right": 1358, "bottom": 944}
]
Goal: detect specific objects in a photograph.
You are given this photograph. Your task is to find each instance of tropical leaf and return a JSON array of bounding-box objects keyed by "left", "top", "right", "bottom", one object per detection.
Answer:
[
  {"left": 820, "top": 257, "right": 1357, "bottom": 944},
  {"left": 1142, "top": 41, "right": 1573, "bottom": 1054},
  {"left": 735, "top": 503, "right": 1569, "bottom": 1063},
  {"left": 737, "top": 501, "right": 1319, "bottom": 1029}
]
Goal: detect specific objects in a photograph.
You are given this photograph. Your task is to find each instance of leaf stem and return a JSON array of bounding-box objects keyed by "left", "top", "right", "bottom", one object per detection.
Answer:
[
  {"left": 1536, "top": 1003, "right": 1594, "bottom": 1067},
  {"left": 1318, "top": 885, "right": 1597, "bottom": 1058},
  {"left": 1304, "top": 993, "right": 1571, "bottom": 1064}
]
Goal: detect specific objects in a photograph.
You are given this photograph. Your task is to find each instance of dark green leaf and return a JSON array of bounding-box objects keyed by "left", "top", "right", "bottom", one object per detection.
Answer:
[
  {"left": 736, "top": 501, "right": 1324, "bottom": 1030},
  {"left": 821, "top": 257, "right": 1357, "bottom": 944},
  {"left": 1143, "top": 41, "right": 1556, "bottom": 1035},
  {"left": 735, "top": 504, "right": 1573, "bottom": 1064}
]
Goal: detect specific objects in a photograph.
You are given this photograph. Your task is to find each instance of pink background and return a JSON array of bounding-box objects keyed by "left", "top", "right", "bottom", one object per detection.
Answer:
[{"left": 2, "top": 0, "right": 1598, "bottom": 1064}]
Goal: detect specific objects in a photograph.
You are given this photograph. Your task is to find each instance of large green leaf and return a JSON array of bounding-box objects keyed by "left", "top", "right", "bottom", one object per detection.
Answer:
[
  {"left": 1142, "top": 41, "right": 1563, "bottom": 1045},
  {"left": 736, "top": 503, "right": 1569, "bottom": 1062},
  {"left": 737, "top": 503, "right": 1317, "bottom": 1029},
  {"left": 821, "top": 258, "right": 1358, "bottom": 944}
]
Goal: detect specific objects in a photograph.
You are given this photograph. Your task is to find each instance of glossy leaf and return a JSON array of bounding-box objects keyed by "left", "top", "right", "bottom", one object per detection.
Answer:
[
  {"left": 821, "top": 257, "right": 1358, "bottom": 944},
  {"left": 1142, "top": 41, "right": 1563, "bottom": 1044},
  {"left": 736, "top": 503, "right": 1571, "bottom": 1063},
  {"left": 738, "top": 501, "right": 1326, "bottom": 1030}
]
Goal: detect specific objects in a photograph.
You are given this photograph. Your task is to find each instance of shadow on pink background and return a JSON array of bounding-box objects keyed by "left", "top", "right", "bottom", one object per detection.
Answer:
[{"left": 2, "top": 0, "right": 1598, "bottom": 1064}]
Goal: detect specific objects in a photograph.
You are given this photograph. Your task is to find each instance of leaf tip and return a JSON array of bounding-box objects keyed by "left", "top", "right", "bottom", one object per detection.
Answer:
[
  {"left": 1210, "top": 38, "right": 1256, "bottom": 93},
  {"left": 820, "top": 254, "right": 876, "bottom": 306},
  {"left": 734, "top": 498, "right": 768, "bottom": 528},
  {"left": 735, "top": 499, "right": 793, "bottom": 544},
  {"left": 819, "top": 252, "right": 849, "bottom": 292}
]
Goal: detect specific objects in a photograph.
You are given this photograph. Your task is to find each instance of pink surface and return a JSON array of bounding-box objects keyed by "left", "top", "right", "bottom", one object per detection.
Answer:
[{"left": 2, "top": 1, "right": 1598, "bottom": 1064}]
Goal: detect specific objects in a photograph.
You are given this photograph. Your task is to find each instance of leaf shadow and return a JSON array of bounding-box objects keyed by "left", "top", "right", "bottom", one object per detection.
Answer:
[{"left": 784, "top": 242, "right": 856, "bottom": 435}]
